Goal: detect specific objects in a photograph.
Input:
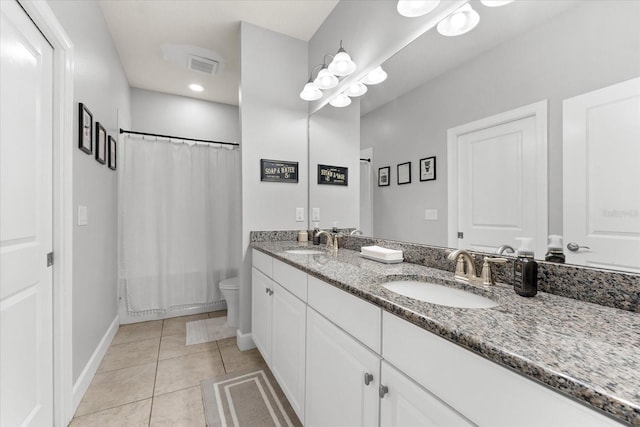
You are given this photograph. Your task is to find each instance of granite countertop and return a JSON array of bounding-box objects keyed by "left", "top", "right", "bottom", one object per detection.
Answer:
[{"left": 251, "top": 241, "right": 640, "bottom": 426}]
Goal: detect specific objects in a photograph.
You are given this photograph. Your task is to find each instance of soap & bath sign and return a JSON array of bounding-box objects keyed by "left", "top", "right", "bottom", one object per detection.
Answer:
[{"left": 260, "top": 159, "right": 299, "bottom": 183}]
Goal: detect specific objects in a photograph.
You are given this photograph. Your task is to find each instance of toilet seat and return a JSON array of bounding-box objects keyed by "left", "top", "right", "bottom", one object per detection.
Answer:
[{"left": 219, "top": 276, "right": 239, "bottom": 290}]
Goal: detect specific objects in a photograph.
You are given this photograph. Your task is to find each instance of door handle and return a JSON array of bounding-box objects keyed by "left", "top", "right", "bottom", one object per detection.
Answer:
[
  {"left": 364, "top": 372, "right": 373, "bottom": 386},
  {"left": 379, "top": 384, "right": 389, "bottom": 398},
  {"left": 567, "top": 242, "right": 590, "bottom": 252}
]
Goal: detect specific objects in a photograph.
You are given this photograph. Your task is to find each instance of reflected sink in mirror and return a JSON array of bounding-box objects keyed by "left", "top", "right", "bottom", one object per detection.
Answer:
[
  {"left": 382, "top": 281, "right": 498, "bottom": 309},
  {"left": 285, "top": 249, "right": 326, "bottom": 255}
]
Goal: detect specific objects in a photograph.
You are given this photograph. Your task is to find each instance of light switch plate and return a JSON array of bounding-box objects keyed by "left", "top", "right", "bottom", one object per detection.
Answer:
[
  {"left": 78, "top": 205, "right": 88, "bottom": 226},
  {"left": 312, "top": 208, "right": 320, "bottom": 221},
  {"left": 296, "top": 207, "right": 304, "bottom": 222},
  {"left": 424, "top": 209, "right": 438, "bottom": 220}
]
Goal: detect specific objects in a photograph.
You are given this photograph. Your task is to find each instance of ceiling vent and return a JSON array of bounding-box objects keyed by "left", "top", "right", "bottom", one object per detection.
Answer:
[
  {"left": 187, "top": 55, "right": 219, "bottom": 75},
  {"left": 161, "top": 43, "right": 223, "bottom": 75}
]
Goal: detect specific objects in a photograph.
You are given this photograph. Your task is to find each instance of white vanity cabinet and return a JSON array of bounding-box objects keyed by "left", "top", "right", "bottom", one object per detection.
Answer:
[
  {"left": 305, "top": 307, "right": 381, "bottom": 427},
  {"left": 380, "top": 361, "right": 474, "bottom": 427},
  {"left": 251, "top": 250, "right": 307, "bottom": 422}
]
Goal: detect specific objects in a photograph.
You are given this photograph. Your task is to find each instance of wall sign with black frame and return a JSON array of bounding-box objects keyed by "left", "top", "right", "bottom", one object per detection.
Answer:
[
  {"left": 420, "top": 156, "right": 436, "bottom": 181},
  {"left": 397, "top": 161, "right": 411, "bottom": 185},
  {"left": 317, "top": 164, "right": 348, "bottom": 186},
  {"left": 79, "top": 102, "right": 93, "bottom": 154},
  {"left": 260, "top": 159, "right": 299, "bottom": 183},
  {"left": 378, "top": 166, "right": 390, "bottom": 187},
  {"left": 95, "top": 122, "right": 107, "bottom": 164},
  {"left": 108, "top": 135, "right": 117, "bottom": 170}
]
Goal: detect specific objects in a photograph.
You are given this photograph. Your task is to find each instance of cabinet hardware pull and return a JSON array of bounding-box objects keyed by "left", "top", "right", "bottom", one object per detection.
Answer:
[
  {"left": 379, "top": 384, "right": 389, "bottom": 398},
  {"left": 269, "top": 289, "right": 274, "bottom": 295},
  {"left": 265, "top": 287, "right": 270, "bottom": 294},
  {"left": 364, "top": 373, "right": 373, "bottom": 386}
]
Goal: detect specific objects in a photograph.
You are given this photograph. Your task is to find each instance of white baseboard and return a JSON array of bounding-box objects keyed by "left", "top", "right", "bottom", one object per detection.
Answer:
[
  {"left": 236, "top": 329, "right": 255, "bottom": 351},
  {"left": 71, "top": 315, "right": 119, "bottom": 414}
]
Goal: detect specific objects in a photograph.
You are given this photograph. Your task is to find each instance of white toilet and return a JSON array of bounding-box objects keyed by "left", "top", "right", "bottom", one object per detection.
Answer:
[{"left": 219, "top": 276, "right": 240, "bottom": 328}]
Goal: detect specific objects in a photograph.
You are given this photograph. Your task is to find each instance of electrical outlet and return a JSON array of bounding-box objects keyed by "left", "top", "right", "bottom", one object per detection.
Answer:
[
  {"left": 312, "top": 207, "right": 320, "bottom": 221},
  {"left": 424, "top": 209, "right": 438, "bottom": 220},
  {"left": 296, "top": 207, "right": 304, "bottom": 222}
]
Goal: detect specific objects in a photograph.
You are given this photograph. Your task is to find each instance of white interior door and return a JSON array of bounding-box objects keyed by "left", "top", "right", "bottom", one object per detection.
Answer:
[
  {"left": 563, "top": 78, "right": 640, "bottom": 272},
  {"left": 449, "top": 101, "right": 548, "bottom": 257},
  {"left": 0, "top": 1, "right": 54, "bottom": 425}
]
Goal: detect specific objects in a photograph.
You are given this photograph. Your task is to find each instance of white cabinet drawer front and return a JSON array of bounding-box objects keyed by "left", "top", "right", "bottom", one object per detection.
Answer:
[
  {"left": 382, "top": 312, "right": 623, "bottom": 427},
  {"left": 307, "top": 275, "right": 381, "bottom": 353},
  {"left": 252, "top": 249, "right": 273, "bottom": 277},
  {"left": 272, "top": 258, "right": 308, "bottom": 302},
  {"left": 380, "top": 361, "right": 475, "bottom": 427}
]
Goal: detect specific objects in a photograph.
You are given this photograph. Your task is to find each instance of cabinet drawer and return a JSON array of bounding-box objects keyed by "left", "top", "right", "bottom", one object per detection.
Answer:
[
  {"left": 252, "top": 249, "right": 272, "bottom": 277},
  {"left": 272, "top": 258, "right": 307, "bottom": 302},
  {"left": 308, "top": 275, "right": 381, "bottom": 353},
  {"left": 382, "top": 312, "right": 623, "bottom": 427}
]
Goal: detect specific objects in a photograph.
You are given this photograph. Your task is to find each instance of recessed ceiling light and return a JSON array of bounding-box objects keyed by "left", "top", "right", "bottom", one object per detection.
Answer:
[{"left": 189, "top": 83, "right": 204, "bottom": 92}]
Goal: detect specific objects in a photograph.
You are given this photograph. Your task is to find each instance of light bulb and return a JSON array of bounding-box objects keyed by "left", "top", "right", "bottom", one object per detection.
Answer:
[
  {"left": 314, "top": 67, "right": 338, "bottom": 90},
  {"left": 189, "top": 83, "right": 204, "bottom": 92},
  {"left": 397, "top": 0, "right": 440, "bottom": 18},
  {"left": 329, "top": 94, "right": 352, "bottom": 108},
  {"left": 299, "top": 82, "right": 322, "bottom": 101},
  {"left": 361, "top": 66, "right": 387, "bottom": 85},
  {"left": 480, "top": 0, "right": 514, "bottom": 7},
  {"left": 328, "top": 50, "right": 357, "bottom": 76},
  {"left": 437, "top": 3, "right": 479, "bottom": 36},
  {"left": 345, "top": 82, "right": 368, "bottom": 97}
]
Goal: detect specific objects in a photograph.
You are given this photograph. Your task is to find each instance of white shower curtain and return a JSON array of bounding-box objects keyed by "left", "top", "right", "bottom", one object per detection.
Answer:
[{"left": 118, "top": 134, "right": 241, "bottom": 315}]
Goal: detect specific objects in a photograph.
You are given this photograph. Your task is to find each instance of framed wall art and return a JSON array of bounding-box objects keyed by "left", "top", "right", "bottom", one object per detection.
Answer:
[
  {"left": 95, "top": 122, "right": 107, "bottom": 164},
  {"left": 79, "top": 103, "right": 93, "bottom": 154},
  {"left": 397, "top": 162, "right": 411, "bottom": 185},
  {"left": 260, "top": 159, "right": 299, "bottom": 183},
  {"left": 420, "top": 156, "right": 436, "bottom": 181},
  {"left": 318, "top": 164, "right": 348, "bottom": 186},
  {"left": 108, "top": 135, "right": 117, "bottom": 170},
  {"left": 378, "top": 166, "right": 390, "bottom": 187}
]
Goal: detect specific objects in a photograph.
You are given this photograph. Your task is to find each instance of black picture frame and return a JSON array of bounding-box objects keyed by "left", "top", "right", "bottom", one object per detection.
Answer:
[
  {"left": 108, "top": 135, "right": 117, "bottom": 170},
  {"left": 79, "top": 103, "right": 93, "bottom": 154},
  {"left": 397, "top": 162, "right": 411, "bottom": 185},
  {"left": 420, "top": 156, "right": 436, "bottom": 181},
  {"left": 260, "top": 159, "right": 299, "bottom": 183},
  {"left": 95, "top": 122, "right": 107, "bottom": 164},
  {"left": 317, "top": 164, "right": 348, "bottom": 186},
  {"left": 378, "top": 166, "right": 390, "bottom": 187}
]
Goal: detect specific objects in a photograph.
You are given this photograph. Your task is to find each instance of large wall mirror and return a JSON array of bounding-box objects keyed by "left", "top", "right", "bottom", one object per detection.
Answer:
[{"left": 308, "top": 0, "right": 640, "bottom": 273}]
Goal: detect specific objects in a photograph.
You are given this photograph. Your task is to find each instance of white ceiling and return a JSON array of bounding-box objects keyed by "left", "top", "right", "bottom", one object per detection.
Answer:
[{"left": 98, "top": 0, "right": 339, "bottom": 106}]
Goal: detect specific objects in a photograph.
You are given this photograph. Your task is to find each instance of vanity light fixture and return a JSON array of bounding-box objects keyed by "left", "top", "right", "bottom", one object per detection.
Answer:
[
  {"left": 299, "top": 80, "right": 323, "bottom": 101},
  {"left": 345, "top": 82, "right": 368, "bottom": 97},
  {"left": 397, "top": 0, "right": 441, "bottom": 18},
  {"left": 437, "top": 2, "right": 480, "bottom": 36},
  {"left": 361, "top": 66, "right": 388, "bottom": 85},
  {"left": 480, "top": 0, "right": 514, "bottom": 7},
  {"left": 189, "top": 83, "right": 204, "bottom": 92},
  {"left": 329, "top": 93, "right": 352, "bottom": 108},
  {"left": 328, "top": 41, "right": 357, "bottom": 76}
]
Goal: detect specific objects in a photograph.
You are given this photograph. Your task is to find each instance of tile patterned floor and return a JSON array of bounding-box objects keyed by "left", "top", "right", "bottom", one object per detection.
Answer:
[{"left": 71, "top": 311, "right": 264, "bottom": 426}]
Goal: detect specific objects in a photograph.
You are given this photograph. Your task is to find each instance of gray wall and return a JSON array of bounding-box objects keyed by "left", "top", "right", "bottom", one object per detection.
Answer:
[
  {"left": 130, "top": 88, "right": 239, "bottom": 143},
  {"left": 362, "top": 1, "right": 640, "bottom": 246},
  {"left": 49, "top": 1, "right": 131, "bottom": 383},
  {"left": 239, "top": 22, "right": 309, "bottom": 336}
]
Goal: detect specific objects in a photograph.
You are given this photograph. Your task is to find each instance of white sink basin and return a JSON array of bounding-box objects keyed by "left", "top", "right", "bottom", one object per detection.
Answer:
[
  {"left": 286, "top": 249, "right": 325, "bottom": 255},
  {"left": 382, "top": 281, "right": 498, "bottom": 309}
]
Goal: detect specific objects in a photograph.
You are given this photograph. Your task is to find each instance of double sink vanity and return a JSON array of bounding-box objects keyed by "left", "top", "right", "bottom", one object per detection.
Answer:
[{"left": 250, "top": 237, "right": 639, "bottom": 426}]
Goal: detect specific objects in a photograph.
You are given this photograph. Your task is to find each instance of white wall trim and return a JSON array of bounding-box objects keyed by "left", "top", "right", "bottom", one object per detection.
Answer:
[
  {"left": 447, "top": 100, "right": 549, "bottom": 257},
  {"left": 17, "top": 1, "right": 75, "bottom": 426},
  {"left": 71, "top": 315, "right": 119, "bottom": 414},
  {"left": 236, "top": 329, "right": 256, "bottom": 351}
]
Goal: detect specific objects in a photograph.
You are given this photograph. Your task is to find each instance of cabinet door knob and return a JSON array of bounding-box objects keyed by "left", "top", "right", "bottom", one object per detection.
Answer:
[
  {"left": 265, "top": 287, "right": 270, "bottom": 294},
  {"left": 379, "top": 384, "right": 389, "bottom": 398},
  {"left": 364, "top": 372, "right": 373, "bottom": 386},
  {"left": 269, "top": 289, "right": 274, "bottom": 296}
]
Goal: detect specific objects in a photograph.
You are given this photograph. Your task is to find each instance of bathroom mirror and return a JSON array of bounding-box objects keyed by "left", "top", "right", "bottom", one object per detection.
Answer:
[{"left": 308, "top": 0, "right": 640, "bottom": 272}]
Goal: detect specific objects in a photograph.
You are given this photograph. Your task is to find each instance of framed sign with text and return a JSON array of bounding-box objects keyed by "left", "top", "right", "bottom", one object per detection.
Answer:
[
  {"left": 260, "top": 159, "right": 299, "bottom": 183},
  {"left": 317, "top": 164, "right": 348, "bottom": 186}
]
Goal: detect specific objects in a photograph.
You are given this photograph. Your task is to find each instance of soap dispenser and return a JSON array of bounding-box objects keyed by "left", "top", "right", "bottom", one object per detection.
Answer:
[
  {"left": 513, "top": 237, "right": 537, "bottom": 297},
  {"left": 545, "top": 235, "right": 565, "bottom": 263},
  {"left": 312, "top": 222, "right": 320, "bottom": 245}
]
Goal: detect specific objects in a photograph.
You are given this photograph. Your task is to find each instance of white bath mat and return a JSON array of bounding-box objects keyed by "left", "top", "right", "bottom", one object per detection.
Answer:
[{"left": 186, "top": 317, "right": 237, "bottom": 345}]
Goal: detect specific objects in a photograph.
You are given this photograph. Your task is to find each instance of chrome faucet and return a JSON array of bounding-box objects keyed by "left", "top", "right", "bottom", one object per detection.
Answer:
[
  {"left": 447, "top": 249, "right": 477, "bottom": 282},
  {"left": 316, "top": 230, "right": 338, "bottom": 252},
  {"left": 496, "top": 245, "right": 515, "bottom": 255},
  {"left": 350, "top": 229, "right": 364, "bottom": 236}
]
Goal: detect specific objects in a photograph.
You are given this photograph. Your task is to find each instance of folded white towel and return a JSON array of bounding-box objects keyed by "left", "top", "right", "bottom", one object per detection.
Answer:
[{"left": 360, "top": 245, "right": 404, "bottom": 260}]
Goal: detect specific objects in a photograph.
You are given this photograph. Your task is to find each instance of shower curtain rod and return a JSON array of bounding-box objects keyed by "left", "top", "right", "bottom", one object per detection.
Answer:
[
  {"left": 119, "top": 129, "right": 239, "bottom": 147},
  {"left": 360, "top": 158, "right": 371, "bottom": 162}
]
